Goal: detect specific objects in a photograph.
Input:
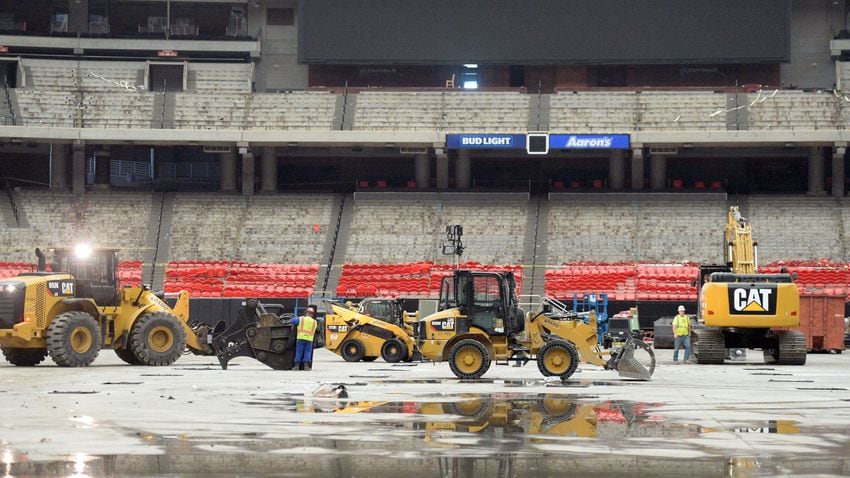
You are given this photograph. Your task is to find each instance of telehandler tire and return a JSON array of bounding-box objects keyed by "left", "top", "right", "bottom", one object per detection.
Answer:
[
  {"left": 130, "top": 312, "right": 187, "bottom": 366},
  {"left": 46, "top": 311, "right": 102, "bottom": 367},
  {"left": 1, "top": 347, "right": 48, "bottom": 366},
  {"left": 340, "top": 339, "right": 365, "bottom": 362},
  {"left": 536, "top": 340, "right": 579, "bottom": 379},
  {"left": 448, "top": 339, "right": 491, "bottom": 379},
  {"left": 381, "top": 338, "right": 407, "bottom": 363},
  {"left": 114, "top": 347, "right": 143, "bottom": 365}
]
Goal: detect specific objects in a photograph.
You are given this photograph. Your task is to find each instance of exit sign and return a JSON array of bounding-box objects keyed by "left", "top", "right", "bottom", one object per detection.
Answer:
[{"left": 157, "top": 50, "right": 178, "bottom": 57}]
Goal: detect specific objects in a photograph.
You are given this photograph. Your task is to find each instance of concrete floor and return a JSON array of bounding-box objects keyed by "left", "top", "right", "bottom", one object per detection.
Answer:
[{"left": 1, "top": 349, "right": 850, "bottom": 477}]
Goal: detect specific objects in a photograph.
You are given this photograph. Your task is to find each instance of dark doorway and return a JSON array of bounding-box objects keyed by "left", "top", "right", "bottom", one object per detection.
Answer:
[
  {"left": 509, "top": 66, "right": 524, "bottom": 88},
  {"left": 149, "top": 64, "right": 183, "bottom": 92},
  {"left": 0, "top": 60, "right": 17, "bottom": 88}
]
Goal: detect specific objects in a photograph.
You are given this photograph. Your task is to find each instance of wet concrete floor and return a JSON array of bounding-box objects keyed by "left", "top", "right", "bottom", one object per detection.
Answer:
[{"left": 2, "top": 349, "right": 850, "bottom": 477}]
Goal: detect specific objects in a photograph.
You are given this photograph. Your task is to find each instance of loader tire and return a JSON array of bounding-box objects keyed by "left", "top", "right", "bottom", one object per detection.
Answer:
[
  {"left": 130, "top": 312, "right": 187, "bottom": 366},
  {"left": 1, "top": 347, "right": 48, "bottom": 366},
  {"left": 340, "top": 339, "right": 365, "bottom": 362},
  {"left": 114, "top": 346, "right": 143, "bottom": 365},
  {"left": 694, "top": 328, "right": 725, "bottom": 364},
  {"left": 381, "top": 338, "right": 406, "bottom": 363},
  {"left": 362, "top": 356, "right": 378, "bottom": 362},
  {"left": 536, "top": 340, "right": 579, "bottom": 379},
  {"left": 766, "top": 330, "right": 807, "bottom": 365},
  {"left": 46, "top": 311, "right": 101, "bottom": 367},
  {"left": 448, "top": 339, "right": 491, "bottom": 380}
]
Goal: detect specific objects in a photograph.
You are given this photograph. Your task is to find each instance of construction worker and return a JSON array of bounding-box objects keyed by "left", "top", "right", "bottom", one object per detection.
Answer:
[
  {"left": 672, "top": 305, "right": 691, "bottom": 364},
  {"left": 291, "top": 305, "right": 318, "bottom": 371}
]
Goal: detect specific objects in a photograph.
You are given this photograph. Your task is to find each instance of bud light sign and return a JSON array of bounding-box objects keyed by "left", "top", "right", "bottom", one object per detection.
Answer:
[{"left": 446, "top": 134, "right": 526, "bottom": 149}]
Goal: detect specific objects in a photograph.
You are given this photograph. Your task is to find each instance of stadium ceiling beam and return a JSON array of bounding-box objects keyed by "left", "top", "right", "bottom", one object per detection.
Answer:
[{"left": 633, "top": 131, "right": 849, "bottom": 148}]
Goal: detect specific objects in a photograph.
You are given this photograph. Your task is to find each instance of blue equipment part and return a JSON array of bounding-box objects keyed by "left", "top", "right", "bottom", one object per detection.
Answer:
[{"left": 573, "top": 293, "right": 609, "bottom": 344}]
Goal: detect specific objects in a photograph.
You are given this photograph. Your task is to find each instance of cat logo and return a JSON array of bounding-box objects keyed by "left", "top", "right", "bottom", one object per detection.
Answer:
[{"left": 727, "top": 285, "right": 777, "bottom": 315}]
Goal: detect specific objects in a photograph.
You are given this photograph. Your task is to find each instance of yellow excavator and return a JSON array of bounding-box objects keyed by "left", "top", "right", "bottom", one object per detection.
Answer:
[
  {"left": 694, "top": 206, "right": 805, "bottom": 364},
  {"left": 0, "top": 247, "right": 212, "bottom": 367},
  {"left": 414, "top": 269, "right": 655, "bottom": 380}
]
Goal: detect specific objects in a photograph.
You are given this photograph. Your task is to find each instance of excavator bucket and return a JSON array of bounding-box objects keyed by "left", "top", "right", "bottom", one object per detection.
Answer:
[
  {"left": 607, "top": 336, "right": 656, "bottom": 380},
  {"left": 211, "top": 299, "right": 296, "bottom": 370}
]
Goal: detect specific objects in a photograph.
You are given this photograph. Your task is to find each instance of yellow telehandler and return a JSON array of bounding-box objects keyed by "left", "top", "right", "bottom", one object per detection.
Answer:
[
  {"left": 414, "top": 270, "right": 655, "bottom": 380},
  {"left": 0, "top": 247, "right": 211, "bottom": 367}
]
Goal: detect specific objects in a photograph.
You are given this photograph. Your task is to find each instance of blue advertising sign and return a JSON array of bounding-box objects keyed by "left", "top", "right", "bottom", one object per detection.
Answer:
[
  {"left": 549, "top": 134, "right": 630, "bottom": 149},
  {"left": 446, "top": 134, "right": 526, "bottom": 149}
]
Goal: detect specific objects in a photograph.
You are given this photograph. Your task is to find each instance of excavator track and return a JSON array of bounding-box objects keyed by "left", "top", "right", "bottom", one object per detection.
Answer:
[
  {"left": 694, "top": 328, "right": 725, "bottom": 364},
  {"left": 766, "top": 330, "right": 807, "bottom": 365}
]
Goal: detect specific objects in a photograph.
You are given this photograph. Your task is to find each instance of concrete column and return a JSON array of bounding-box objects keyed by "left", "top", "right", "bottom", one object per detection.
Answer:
[
  {"left": 71, "top": 143, "right": 86, "bottom": 194},
  {"left": 51, "top": 144, "right": 68, "bottom": 190},
  {"left": 241, "top": 151, "right": 255, "bottom": 196},
  {"left": 650, "top": 154, "right": 666, "bottom": 190},
  {"left": 807, "top": 147, "right": 826, "bottom": 196},
  {"left": 68, "top": 0, "right": 88, "bottom": 35},
  {"left": 832, "top": 147, "right": 846, "bottom": 198},
  {"left": 630, "top": 148, "right": 644, "bottom": 190},
  {"left": 220, "top": 150, "right": 237, "bottom": 192},
  {"left": 259, "top": 147, "right": 277, "bottom": 193},
  {"left": 414, "top": 153, "right": 430, "bottom": 189},
  {"left": 608, "top": 149, "right": 625, "bottom": 190},
  {"left": 455, "top": 150, "right": 471, "bottom": 190},
  {"left": 436, "top": 152, "right": 449, "bottom": 190}
]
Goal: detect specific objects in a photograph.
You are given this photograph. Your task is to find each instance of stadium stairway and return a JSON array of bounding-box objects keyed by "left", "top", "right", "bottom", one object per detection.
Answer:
[
  {"left": 522, "top": 196, "right": 549, "bottom": 298},
  {"left": 317, "top": 193, "right": 354, "bottom": 295},
  {"left": 143, "top": 192, "right": 176, "bottom": 291}
]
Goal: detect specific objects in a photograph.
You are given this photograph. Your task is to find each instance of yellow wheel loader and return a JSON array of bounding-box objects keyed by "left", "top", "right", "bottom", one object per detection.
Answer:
[
  {"left": 0, "top": 247, "right": 211, "bottom": 367},
  {"left": 694, "top": 207, "right": 805, "bottom": 365},
  {"left": 414, "top": 270, "right": 655, "bottom": 380},
  {"left": 324, "top": 299, "right": 418, "bottom": 363}
]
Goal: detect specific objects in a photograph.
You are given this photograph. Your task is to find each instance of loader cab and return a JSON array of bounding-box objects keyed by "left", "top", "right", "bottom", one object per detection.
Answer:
[
  {"left": 439, "top": 270, "right": 524, "bottom": 336},
  {"left": 50, "top": 247, "right": 119, "bottom": 306}
]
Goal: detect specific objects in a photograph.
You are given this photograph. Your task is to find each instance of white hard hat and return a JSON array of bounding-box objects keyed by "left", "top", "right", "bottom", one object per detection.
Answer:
[{"left": 678, "top": 305, "right": 686, "bottom": 312}]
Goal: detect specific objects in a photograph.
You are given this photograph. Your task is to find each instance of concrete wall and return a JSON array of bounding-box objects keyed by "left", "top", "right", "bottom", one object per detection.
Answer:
[
  {"left": 251, "top": 0, "right": 307, "bottom": 91},
  {"left": 781, "top": 0, "right": 845, "bottom": 89}
]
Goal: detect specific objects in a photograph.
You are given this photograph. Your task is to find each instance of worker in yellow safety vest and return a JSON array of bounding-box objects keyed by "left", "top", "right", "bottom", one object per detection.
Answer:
[
  {"left": 292, "top": 304, "right": 318, "bottom": 371},
  {"left": 671, "top": 305, "right": 692, "bottom": 364}
]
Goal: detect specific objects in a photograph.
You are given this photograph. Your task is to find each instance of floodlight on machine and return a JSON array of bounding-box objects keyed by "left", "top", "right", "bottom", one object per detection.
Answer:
[{"left": 74, "top": 243, "right": 93, "bottom": 259}]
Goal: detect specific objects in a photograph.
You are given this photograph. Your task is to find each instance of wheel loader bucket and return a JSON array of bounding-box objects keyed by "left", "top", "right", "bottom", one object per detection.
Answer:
[{"left": 608, "top": 336, "right": 656, "bottom": 381}]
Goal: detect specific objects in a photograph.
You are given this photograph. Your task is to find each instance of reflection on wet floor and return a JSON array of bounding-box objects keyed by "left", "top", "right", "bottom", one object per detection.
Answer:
[{"left": 366, "top": 378, "right": 627, "bottom": 387}]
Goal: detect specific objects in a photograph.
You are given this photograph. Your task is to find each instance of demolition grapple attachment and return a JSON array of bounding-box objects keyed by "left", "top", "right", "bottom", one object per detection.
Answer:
[{"left": 211, "top": 299, "right": 296, "bottom": 370}]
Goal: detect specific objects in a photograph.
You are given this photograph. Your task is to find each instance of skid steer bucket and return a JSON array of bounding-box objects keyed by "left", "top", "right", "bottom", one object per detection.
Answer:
[
  {"left": 606, "top": 336, "right": 656, "bottom": 380},
  {"left": 212, "top": 299, "right": 296, "bottom": 370}
]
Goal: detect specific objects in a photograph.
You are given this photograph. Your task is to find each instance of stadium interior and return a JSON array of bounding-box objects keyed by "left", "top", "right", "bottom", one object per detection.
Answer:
[{"left": 0, "top": 0, "right": 849, "bottom": 319}]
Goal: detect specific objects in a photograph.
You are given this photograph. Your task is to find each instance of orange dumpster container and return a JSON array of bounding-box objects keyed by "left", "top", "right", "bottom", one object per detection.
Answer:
[{"left": 777, "top": 294, "right": 846, "bottom": 352}]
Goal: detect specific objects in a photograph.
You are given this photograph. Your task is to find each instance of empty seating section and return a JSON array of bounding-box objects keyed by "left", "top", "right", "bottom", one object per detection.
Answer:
[
  {"left": 169, "top": 193, "right": 333, "bottom": 263},
  {"left": 81, "top": 92, "right": 154, "bottom": 129},
  {"left": 189, "top": 63, "right": 252, "bottom": 93},
  {"left": 337, "top": 262, "right": 522, "bottom": 298},
  {"left": 79, "top": 62, "right": 145, "bottom": 92},
  {"left": 0, "top": 191, "right": 152, "bottom": 262},
  {"left": 244, "top": 92, "right": 337, "bottom": 130},
  {"left": 748, "top": 196, "right": 842, "bottom": 262},
  {"left": 172, "top": 93, "right": 249, "bottom": 129},
  {"left": 548, "top": 195, "right": 725, "bottom": 265},
  {"left": 545, "top": 262, "right": 697, "bottom": 301},
  {"left": 549, "top": 92, "right": 638, "bottom": 132},
  {"left": 353, "top": 91, "right": 528, "bottom": 132},
  {"left": 24, "top": 59, "right": 79, "bottom": 90},
  {"left": 0, "top": 261, "right": 35, "bottom": 279},
  {"left": 344, "top": 196, "right": 527, "bottom": 264},
  {"left": 164, "top": 261, "right": 318, "bottom": 298},
  {"left": 550, "top": 91, "right": 730, "bottom": 132},
  {"left": 761, "top": 260, "right": 850, "bottom": 297},
  {"left": 747, "top": 90, "right": 841, "bottom": 130},
  {"left": 636, "top": 92, "right": 728, "bottom": 131},
  {"left": 15, "top": 89, "right": 77, "bottom": 127}
]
